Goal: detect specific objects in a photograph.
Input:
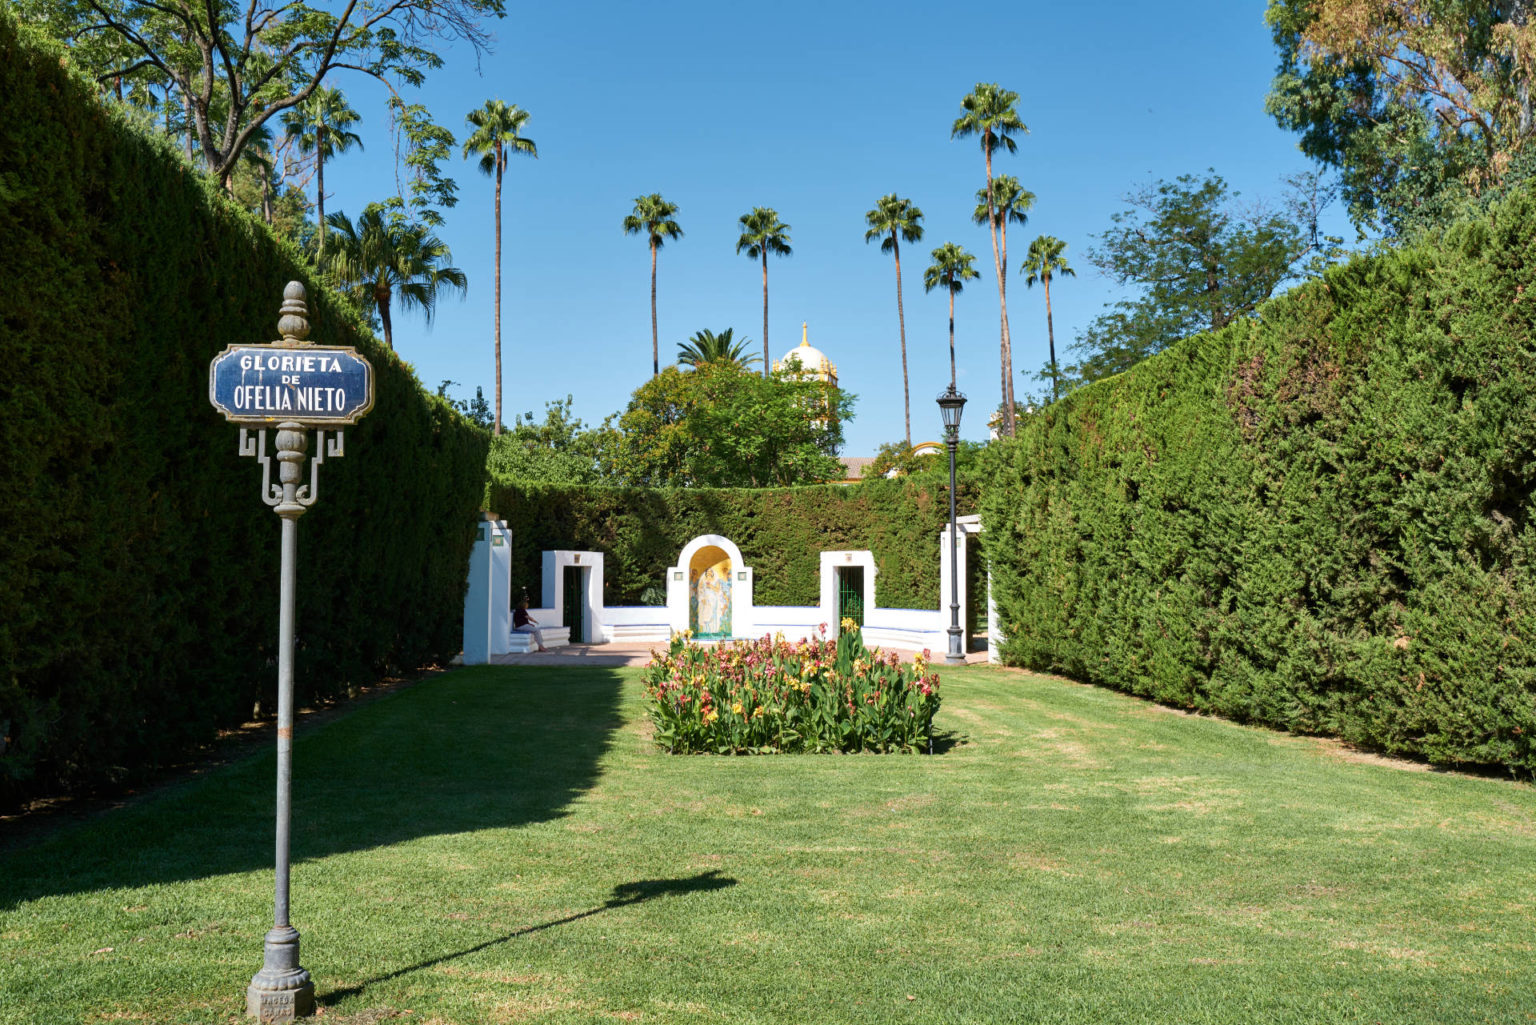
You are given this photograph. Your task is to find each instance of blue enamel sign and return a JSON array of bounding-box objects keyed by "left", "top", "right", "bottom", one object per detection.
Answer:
[{"left": 209, "top": 345, "right": 374, "bottom": 425}]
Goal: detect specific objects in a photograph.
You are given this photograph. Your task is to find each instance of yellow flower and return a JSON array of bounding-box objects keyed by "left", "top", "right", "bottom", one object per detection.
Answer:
[
  {"left": 732, "top": 702, "right": 744, "bottom": 716},
  {"left": 840, "top": 617, "right": 858, "bottom": 631},
  {"left": 704, "top": 709, "right": 719, "bottom": 723},
  {"left": 753, "top": 706, "right": 766, "bottom": 718}
]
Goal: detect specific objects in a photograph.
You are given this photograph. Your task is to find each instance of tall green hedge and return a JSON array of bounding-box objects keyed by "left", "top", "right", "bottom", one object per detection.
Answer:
[
  {"left": 486, "top": 480, "right": 976, "bottom": 609},
  {"left": 980, "top": 186, "right": 1536, "bottom": 774},
  {"left": 0, "top": 17, "right": 489, "bottom": 807}
]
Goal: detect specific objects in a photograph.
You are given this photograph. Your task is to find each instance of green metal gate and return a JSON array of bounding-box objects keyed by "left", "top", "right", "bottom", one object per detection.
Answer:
[{"left": 836, "top": 567, "right": 864, "bottom": 628}]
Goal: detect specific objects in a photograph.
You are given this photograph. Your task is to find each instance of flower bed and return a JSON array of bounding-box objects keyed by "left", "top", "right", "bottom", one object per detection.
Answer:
[{"left": 642, "top": 623, "right": 941, "bottom": 754}]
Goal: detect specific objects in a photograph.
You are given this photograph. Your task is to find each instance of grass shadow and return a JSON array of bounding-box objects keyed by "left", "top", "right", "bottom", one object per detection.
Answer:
[
  {"left": 0, "top": 665, "right": 625, "bottom": 909},
  {"left": 928, "top": 724, "right": 967, "bottom": 755},
  {"left": 320, "top": 870, "right": 737, "bottom": 1006}
]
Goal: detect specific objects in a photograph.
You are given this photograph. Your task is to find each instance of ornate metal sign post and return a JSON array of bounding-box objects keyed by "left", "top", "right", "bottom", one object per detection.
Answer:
[{"left": 209, "top": 282, "right": 374, "bottom": 1022}]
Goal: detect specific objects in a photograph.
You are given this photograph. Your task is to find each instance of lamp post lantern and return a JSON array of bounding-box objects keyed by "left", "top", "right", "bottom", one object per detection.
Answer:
[
  {"left": 209, "top": 282, "right": 374, "bottom": 1022},
  {"left": 937, "top": 386, "right": 967, "bottom": 665}
]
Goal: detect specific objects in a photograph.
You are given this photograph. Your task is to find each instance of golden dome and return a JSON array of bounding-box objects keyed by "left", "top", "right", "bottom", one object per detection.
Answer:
[{"left": 775, "top": 322, "right": 838, "bottom": 384}]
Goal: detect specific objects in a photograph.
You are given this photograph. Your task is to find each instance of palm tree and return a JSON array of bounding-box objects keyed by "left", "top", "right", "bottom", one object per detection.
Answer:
[
  {"left": 623, "top": 193, "right": 684, "bottom": 378},
  {"left": 462, "top": 100, "right": 537, "bottom": 436},
  {"left": 240, "top": 121, "right": 277, "bottom": 225},
  {"left": 323, "top": 206, "right": 468, "bottom": 352},
  {"left": 736, "top": 207, "right": 792, "bottom": 377},
  {"left": 677, "top": 328, "right": 759, "bottom": 369},
  {"left": 1020, "top": 235, "right": 1075, "bottom": 402},
  {"left": 952, "top": 83, "right": 1028, "bottom": 436},
  {"left": 971, "top": 173, "right": 1033, "bottom": 293},
  {"left": 924, "top": 242, "right": 979, "bottom": 390},
  {"left": 864, "top": 194, "right": 925, "bottom": 446},
  {"left": 283, "top": 86, "right": 363, "bottom": 255}
]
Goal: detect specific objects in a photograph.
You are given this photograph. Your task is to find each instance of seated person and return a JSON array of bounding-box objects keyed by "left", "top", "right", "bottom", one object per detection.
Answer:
[{"left": 512, "top": 598, "right": 549, "bottom": 652}]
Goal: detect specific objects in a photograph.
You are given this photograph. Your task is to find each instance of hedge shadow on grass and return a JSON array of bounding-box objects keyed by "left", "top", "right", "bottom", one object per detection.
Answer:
[{"left": 0, "top": 666, "right": 623, "bottom": 909}]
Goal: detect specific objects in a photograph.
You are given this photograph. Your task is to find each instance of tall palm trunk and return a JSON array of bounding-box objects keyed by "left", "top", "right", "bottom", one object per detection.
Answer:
[
  {"left": 983, "top": 142, "right": 1015, "bottom": 436},
  {"left": 260, "top": 164, "right": 273, "bottom": 225},
  {"left": 376, "top": 285, "right": 394, "bottom": 351},
  {"left": 1517, "top": 0, "right": 1533, "bottom": 138},
  {"left": 316, "top": 125, "right": 328, "bottom": 254},
  {"left": 761, "top": 250, "right": 770, "bottom": 379},
  {"left": 1043, "top": 274, "right": 1057, "bottom": 402},
  {"left": 891, "top": 232, "right": 911, "bottom": 446},
  {"left": 948, "top": 288, "right": 957, "bottom": 390},
  {"left": 999, "top": 207, "right": 1015, "bottom": 419},
  {"left": 493, "top": 144, "right": 504, "bottom": 435},
  {"left": 650, "top": 241, "right": 659, "bottom": 377}
]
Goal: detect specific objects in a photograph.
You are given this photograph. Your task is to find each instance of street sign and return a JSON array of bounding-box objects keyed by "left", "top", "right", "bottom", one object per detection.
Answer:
[{"left": 209, "top": 344, "right": 374, "bottom": 426}]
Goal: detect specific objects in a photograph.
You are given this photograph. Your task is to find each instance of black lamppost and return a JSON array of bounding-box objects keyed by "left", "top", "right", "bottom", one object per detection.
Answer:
[{"left": 937, "top": 386, "right": 967, "bottom": 664}]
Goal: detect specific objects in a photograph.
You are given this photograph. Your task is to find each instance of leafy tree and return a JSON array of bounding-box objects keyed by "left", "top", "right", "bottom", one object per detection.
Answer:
[
  {"left": 283, "top": 87, "right": 364, "bottom": 254},
  {"left": 1266, "top": 0, "right": 1536, "bottom": 233},
  {"left": 736, "top": 207, "right": 793, "bottom": 377},
  {"left": 952, "top": 82, "right": 1028, "bottom": 436},
  {"left": 467, "top": 387, "right": 493, "bottom": 429},
  {"left": 1067, "top": 172, "right": 1312, "bottom": 385},
  {"left": 624, "top": 193, "right": 684, "bottom": 377},
  {"left": 862, "top": 439, "right": 985, "bottom": 480},
  {"left": 27, "top": 0, "right": 501, "bottom": 188},
  {"left": 864, "top": 193, "right": 925, "bottom": 446},
  {"left": 487, "top": 397, "right": 612, "bottom": 484},
  {"left": 462, "top": 99, "right": 537, "bottom": 436},
  {"left": 323, "top": 205, "right": 468, "bottom": 351},
  {"left": 435, "top": 379, "right": 493, "bottom": 429},
  {"left": 677, "top": 328, "right": 758, "bottom": 370},
  {"left": 234, "top": 120, "right": 279, "bottom": 225},
  {"left": 1019, "top": 235, "right": 1075, "bottom": 401},
  {"left": 225, "top": 120, "right": 309, "bottom": 238},
  {"left": 606, "top": 363, "right": 851, "bottom": 487},
  {"left": 389, "top": 98, "right": 460, "bottom": 226},
  {"left": 923, "top": 242, "right": 980, "bottom": 390}
]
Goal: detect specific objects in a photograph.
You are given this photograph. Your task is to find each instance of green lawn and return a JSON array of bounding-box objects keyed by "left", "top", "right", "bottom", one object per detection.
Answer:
[{"left": 4, "top": 664, "right": 1536, "bottom": 1024}]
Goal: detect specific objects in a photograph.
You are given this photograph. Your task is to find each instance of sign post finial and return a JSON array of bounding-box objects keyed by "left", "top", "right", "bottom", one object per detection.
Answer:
[{"left": 277, "top": 281, "right": 311, "bottom": 347}]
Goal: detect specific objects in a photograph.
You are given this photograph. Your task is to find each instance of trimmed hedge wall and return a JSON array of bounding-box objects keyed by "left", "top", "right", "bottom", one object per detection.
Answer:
[
  {"left": 0, "top": 18, "right": 489, "bottom": 807},
  {"left": 486, "top": 480, "right": 976, "bottom": 610},
  {"left": 980, "top": 186, "right": 1536, "bottom": 774}
]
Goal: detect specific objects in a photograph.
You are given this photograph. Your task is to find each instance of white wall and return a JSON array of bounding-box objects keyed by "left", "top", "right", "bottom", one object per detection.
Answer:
[
  {"left": 863, "top": 607, "right": 947, "bottom": 654},
  {"left": 603, "top": 605, "right": 670, "bottom": 625},
  {"left": 463, "top": 517, "right": 512, "bottom": 664},
  {"left": 540, "top": 550, "right": 605, "bottom": 643},
  {"left": 750, "top": 606, "right": 826, "bottom": 643}
]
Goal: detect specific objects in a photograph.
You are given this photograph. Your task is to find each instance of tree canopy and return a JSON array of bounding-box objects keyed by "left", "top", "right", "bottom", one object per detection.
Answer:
[
  {"left": 24, "top": 0, "right": 503, "bottom": 188},
  {"left": 486, "top": 397, "right": 610, "bottom": 484},
  {"left": 606, "top": 363, "right": 851, "bottom": 488},
  {"left": 1266, "top": 0, "right": 1536, "bottom": 233},
  {"left": 1067, "top": 172, "right": 1314, "bottom": 386}
]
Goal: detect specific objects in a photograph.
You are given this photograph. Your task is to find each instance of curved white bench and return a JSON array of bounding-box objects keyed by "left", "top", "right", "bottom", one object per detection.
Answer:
[{"left": 507, "top": 625, "right": 572, "bottom": 653}]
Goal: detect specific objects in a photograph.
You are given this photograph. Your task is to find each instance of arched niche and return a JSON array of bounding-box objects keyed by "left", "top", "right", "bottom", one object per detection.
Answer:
[
  {"left": 667, "top": 534, "right": 754, "bottom": 639},
  {"left": 688, "top": 544, "right": 733, "bottom": 638}
]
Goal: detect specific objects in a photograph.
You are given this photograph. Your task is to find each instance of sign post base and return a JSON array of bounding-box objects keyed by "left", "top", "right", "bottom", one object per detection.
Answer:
[{"left": 245, "top": 925, "right": 314, "bottom": 1022}]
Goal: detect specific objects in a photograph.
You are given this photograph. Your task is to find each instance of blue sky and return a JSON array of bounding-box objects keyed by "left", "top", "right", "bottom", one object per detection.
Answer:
[{"left": 318, "top": 0, "right": 1349, "bottom": 452}]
